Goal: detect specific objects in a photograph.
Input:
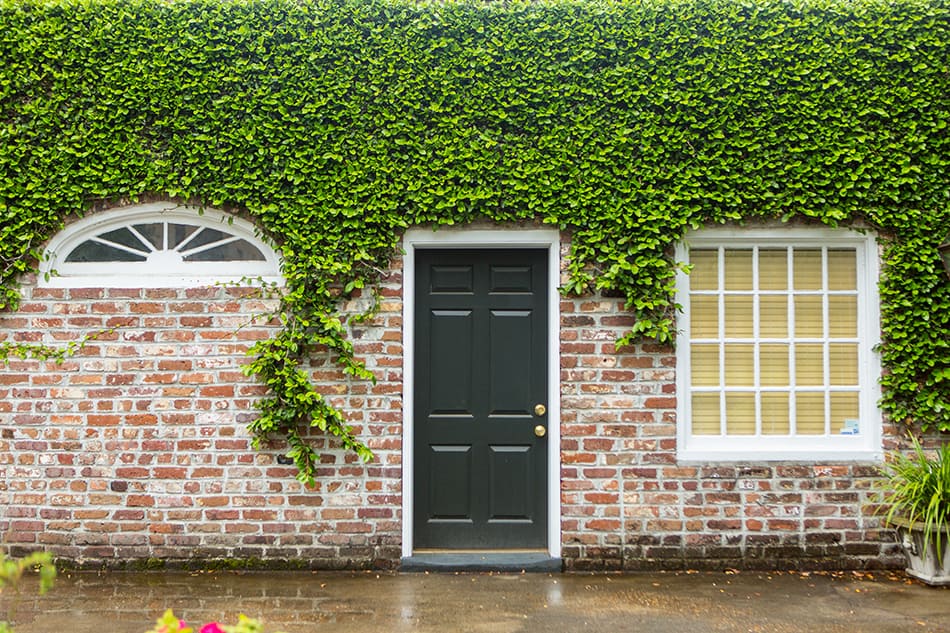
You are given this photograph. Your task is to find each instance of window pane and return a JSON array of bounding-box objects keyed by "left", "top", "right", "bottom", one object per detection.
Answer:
[
  {"left": 725, "top": 392, "right": 756, "bottom": 435},
  {"left": 96, "top": 228, "right": 150, "bottom": 253},
  {"left": 691, "top": 345, "right": 720, "bottom": 386},
  {"left": 184, "top": 227, "right": 231, "bottom": 249},
  {"left": 758, "top": 249, "right": 788, "bottom": 290},
  {"left": 827, "top": 249, "right": 857, "bottom": 291},
  {"left": 724, "top": 295, "right": 753, "bottom": 338},
  {"left": 830, "top": 392, "right": 860, "bottom": 434},
  {"left": 169, "top": 223, "right": 199, "bottom": 249},
  {"left": 724, "top": 250, "right": 753, "bottom": 290},
  {"left": 829, "top": 343, "right": 858, "bottom": 385},
  {"left": 795, "top": 344, "right": 825, "bottom": 385},
  {"left": 65, "top": 240, "right": 147, "bottom": 263},
  {"left": 793, "top": 249, "right": 823, "bottom": 290},
  {"left": 691, "top": 393, "right": 721, "bottom": 435},
  {"left": 760, "top": 344, "right": 789, "bottom": 386},
  {"left": 132, "top": 223, "right": 165, "bottom": 250},
  {"left": 759, "top": 296, "right": 788, "bottom": 338},
  {"left": 794, "top": 295, "right": 823, "bottom": 337},
  {"left": 761, "top": 392, "right": 790, "bottom": 435},
  {"left": 184, "top": 239, "right": 266, "bottom": 262},
  {"left": 689, "top": 250, "right": 718, "bottom": 290},
  {"left": 828, "top": 296, "right": 857, "bottom": 337},
  {"left": 724, "top": 344, "right": 754, "bottom": 386},
  {"left": 796, "top": 392, "right": 826, "bottom": 435},
  {"left": 690, "top": 295, "right": 719, "bottom": 338}
]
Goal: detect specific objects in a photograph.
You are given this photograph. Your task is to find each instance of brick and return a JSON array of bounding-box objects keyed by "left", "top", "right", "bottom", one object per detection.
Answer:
[
  {"left": 115, "top": 467, "right": 151, "bottom": 480},
  {"left": 193, "top": 495, "right": 232, "bottom": 508},
  {"left": 113, "top": 510, "right": 145, "bottom": 520},
  {"left": 180, "top": 316, "right": 213, "bottom": 327},
  {"left": 152, "top": 467, "right": 188, "bottom": 479},
  {"left": 206, "top": 510, "right": 240, "bottom": 520}
]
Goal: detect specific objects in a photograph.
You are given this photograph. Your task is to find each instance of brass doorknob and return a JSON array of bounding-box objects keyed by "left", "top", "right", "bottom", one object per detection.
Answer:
[
  {"left": 534, "top": 403, "right": 546, "bottom": 416},
  {"left": 534, "top": 424, "right": 547, "bottom": 438}
]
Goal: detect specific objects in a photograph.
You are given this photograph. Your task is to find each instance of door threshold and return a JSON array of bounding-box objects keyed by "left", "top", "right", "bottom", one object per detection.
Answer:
[{"left": 400, "top": 551, "right": 562, "bottom": 573}]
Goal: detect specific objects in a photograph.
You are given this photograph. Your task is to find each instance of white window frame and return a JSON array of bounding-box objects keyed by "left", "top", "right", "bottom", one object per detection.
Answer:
[
  {"left": 675, "top": 225, "right": 882, "bottom": 462},
  {"left": 40, "top": 203, "right": 283, "bottom": 288}
]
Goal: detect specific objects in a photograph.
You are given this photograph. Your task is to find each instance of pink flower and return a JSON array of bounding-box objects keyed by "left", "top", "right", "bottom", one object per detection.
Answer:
[{"left": 200, "top": 623, "right": 226, "bottom": 633}]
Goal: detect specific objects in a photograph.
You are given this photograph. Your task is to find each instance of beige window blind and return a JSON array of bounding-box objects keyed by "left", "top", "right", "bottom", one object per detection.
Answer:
[{"left": 689, "top": 246, "right": 860, "bottom": 437}]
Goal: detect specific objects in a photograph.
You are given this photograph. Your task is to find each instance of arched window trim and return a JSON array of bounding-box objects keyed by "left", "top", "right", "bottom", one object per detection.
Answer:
[{"left": 40, "top": 203, "right": 283, "bottom": 288}]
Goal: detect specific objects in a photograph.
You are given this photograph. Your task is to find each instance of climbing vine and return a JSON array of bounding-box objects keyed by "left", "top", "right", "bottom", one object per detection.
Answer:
[{"left": 1, "top": 0, "right": 948, "bottom": 483}]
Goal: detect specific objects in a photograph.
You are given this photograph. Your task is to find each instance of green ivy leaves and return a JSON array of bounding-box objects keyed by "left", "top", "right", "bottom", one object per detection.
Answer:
[{"left": 1, "top": 0, "right": 949, "bottom": 481}]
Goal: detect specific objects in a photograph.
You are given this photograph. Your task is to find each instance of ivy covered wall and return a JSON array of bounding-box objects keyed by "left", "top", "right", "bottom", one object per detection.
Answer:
[{"left": 1, "top": 0, "right": 948, "bottom": 480}]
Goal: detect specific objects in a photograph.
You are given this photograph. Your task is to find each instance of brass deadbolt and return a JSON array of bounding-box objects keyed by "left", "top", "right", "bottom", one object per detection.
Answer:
[{"left": 534, "top": 403, "right": 546, "bottom": 417}]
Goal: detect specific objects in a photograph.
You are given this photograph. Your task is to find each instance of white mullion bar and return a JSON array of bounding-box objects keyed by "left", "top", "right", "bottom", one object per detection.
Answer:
[
  {"left": 822, "top": 247, "right": 831, "bottom": 435},
  {"left": 787, "top": 246, "right": 797, "bottom": 435},
  {"left": 718, "top": 246, "right": 727, "bottom": 436},
  {"left": 752, "top": 246, "right": 762, "bottom": 437},
  {"left": 179, "top": 235, "right": 242, "bottom": 258},
  {"left": 89, "top": 236, "right": 150, "bottom": 258},
  {"left": 162, "top": 222, "right": 169, "bottom": 251}
]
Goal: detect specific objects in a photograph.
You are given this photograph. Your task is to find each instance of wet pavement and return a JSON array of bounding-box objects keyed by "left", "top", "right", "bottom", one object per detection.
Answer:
[{"left": 5, "top": 569, "right": 949, "bottom": 633}]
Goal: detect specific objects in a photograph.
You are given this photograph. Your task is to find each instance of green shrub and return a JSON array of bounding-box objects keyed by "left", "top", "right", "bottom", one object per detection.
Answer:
[{"left": 881, "top": 438, "right": 950, "bottom": 563}]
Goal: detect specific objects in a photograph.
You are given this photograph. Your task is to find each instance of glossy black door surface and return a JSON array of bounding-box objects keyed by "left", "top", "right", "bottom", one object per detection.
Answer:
[{"left": 414, "top": 249, "right": 548, "bottom": 549}]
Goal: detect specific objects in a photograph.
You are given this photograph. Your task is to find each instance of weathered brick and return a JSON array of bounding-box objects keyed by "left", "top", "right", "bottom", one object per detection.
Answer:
[{"left": 126, "top": 495, "right": 155, "bottom": 507}]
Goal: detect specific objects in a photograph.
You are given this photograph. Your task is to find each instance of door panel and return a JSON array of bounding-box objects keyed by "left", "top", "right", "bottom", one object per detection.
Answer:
[
  {"left": 414, "top": 249, "right": 548, "bottom": 549},
  {"left": 489, "top": 264, "right": 534, "bottom": 292},
  {"left": 429, "top": 310, "right": 474, "bottom": 414},
  {"left": 489, "top": 310, "right": 534, "bottom": 414},
  {"left": 488, "top": 445, "right": 533, "bottom": 521},
  {"left": 430, "top": 265, "right": 474, "bottom": 293},
  {"left": 428, "top": 445, "right": 473, "bottom": 520}
]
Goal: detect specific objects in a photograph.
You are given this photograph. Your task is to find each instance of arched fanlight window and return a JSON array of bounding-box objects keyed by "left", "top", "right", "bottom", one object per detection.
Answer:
[{"left": 41, "top": 203, "right": 282, "bottom": 287}]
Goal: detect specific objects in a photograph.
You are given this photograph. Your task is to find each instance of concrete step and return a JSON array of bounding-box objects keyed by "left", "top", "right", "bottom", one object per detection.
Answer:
[{"left": 400, "top": 551, "right": 562, "bottom": 573}]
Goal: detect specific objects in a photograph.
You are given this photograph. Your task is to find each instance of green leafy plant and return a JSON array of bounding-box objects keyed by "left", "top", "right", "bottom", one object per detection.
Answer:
[
  {"left": 880, "top": 437, "right": 950, "bottom": 563},
  {"left": 145, "top": 609, "right": 285, "bottom": 633},
  {"left": 0, "top": 0, "right": 948, "bottom": 482},
  {"left": 0, "top": 330, "right": 114, "bottom": 365},
  {"left": 0, "top": 551, "right": 56, "bottom": 632}
]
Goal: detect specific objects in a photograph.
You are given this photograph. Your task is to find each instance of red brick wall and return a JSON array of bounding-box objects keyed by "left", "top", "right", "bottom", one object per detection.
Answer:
[
  {"left": 0, "top": 276, "right": 404, "bottom": 569},
  {"left": 0, "top": 239, "right": 901, "bottom": 570}
]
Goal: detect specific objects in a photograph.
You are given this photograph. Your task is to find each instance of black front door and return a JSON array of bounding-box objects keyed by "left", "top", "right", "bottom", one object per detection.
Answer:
[{"left": 414, "top": 249, "right": 548, "bottom": 549}]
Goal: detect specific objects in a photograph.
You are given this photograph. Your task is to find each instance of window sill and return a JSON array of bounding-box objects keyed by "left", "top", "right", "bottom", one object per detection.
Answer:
[{"left": 677, "top": 447, "right": 883, "bottom": 464}]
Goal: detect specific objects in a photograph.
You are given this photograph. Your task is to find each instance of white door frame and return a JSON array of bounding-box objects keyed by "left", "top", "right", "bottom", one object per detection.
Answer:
[{"left": 401, "top": 226, "right": 562, "bottom": 558}]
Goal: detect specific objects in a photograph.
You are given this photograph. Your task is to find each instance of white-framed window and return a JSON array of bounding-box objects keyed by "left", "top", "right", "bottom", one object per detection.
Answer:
[
  {"left": 40, "top": 203, "right": 282, "bottom": 288},
  {"left": 675, "top": 225, "right": 881, "bottom": 462}
]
